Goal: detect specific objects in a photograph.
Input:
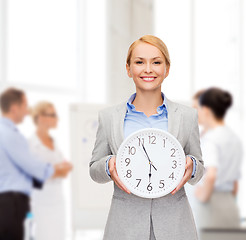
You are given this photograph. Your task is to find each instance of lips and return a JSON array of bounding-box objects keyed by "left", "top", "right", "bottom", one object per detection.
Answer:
[{"left": 141, "top": 77, "right": 156, "bottom": 82}]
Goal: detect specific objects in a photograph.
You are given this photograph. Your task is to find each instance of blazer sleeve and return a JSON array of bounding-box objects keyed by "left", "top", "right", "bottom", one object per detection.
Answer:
[
  {"left": 89, "top": 110, "right": 113, "bottom": 184},
  {"left": 185, "top": 110, "right": 204, "bottom": 185}
]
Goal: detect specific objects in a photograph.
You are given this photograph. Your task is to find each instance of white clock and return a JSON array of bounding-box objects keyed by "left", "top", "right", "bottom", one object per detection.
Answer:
[{"left": 116, "top": 128, "right": 186, "bottom": 198}]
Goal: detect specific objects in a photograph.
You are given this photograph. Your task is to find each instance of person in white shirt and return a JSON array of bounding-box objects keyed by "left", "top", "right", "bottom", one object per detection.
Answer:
[
  {"left": 29, "top": 101, "right": 73, "bottom": 240},
  {"left": 195, "top": 87, "right": 242, "bottom": 230}
]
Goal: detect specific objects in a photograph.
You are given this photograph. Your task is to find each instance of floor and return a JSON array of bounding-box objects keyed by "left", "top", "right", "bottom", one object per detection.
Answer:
[{"left": 73, "top": 230, "right": 104, "bottom": 240}]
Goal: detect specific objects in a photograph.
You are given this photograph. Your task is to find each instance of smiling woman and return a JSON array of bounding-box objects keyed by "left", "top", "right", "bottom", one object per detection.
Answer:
[{"left": 89, "top": 35, "right": 204, "bottom": 240}]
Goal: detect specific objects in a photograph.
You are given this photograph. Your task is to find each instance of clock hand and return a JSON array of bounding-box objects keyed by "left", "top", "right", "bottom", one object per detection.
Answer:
[
  {"left": 151, "top": 162, "right": 157, "bottom": 171},
  {"left": 141, "top": 143, "right": 157, "bottom": 171},
  {"left": 149, "top": 163, "right": 152, "bottom": 182}
]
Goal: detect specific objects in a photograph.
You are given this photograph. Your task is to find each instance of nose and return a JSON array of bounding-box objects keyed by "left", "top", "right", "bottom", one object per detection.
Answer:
[{"left": 144, "top": 62, "right": 152, "bottom": 73}]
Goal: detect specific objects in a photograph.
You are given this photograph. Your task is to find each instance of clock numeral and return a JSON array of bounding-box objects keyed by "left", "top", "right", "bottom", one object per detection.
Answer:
[
  {"left": 148, "top": 136, "right": 156, "bottom": 144},
  {"left": 163, "top": 139, "right": 166, "bottom": 148},
  {"left": 172, "top": 160, "right": 177, "bottom": 169},
  {"left": 159, "top": 180, "right": 165, "bottom": 188},
  {"left": 136, "top": 178, "right": 142, "bottom": 187},
  {"left": 169, "top": 172, "right": 174, "bottom": 180},
  {"left": 125, "top": 158, "right": 131, "bottom": 166},
  {"left": 147, "top": 183, "right": 153, "bottom": 191},
  {"left": 137, "top": 137, "right": 144, "bottom": 146},
  {"left": 128, "top": 146, "right": 136, "bottom": 155},
  {"left": 170, "top": 148, "right": 176, "bottom": 157},
  {"left": 126, "top": 170, "right": 132, "bottom": 178}
]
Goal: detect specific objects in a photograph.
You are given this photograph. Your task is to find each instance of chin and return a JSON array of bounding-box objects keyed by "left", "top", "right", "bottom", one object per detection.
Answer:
[
  {"left": 18, "top": 118, "right": 24, "bottom": 124},
  {"left": 137, "top": 86, "right": 161, "bottom": 92}
]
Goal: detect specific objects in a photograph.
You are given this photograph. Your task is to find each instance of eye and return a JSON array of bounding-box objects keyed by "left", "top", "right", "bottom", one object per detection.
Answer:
[
  {"left": 153, "top": 61, "right": 161, "bottom": 65},
  {"left": 135, "top": 61, "right": 143, "bottom": 64}
]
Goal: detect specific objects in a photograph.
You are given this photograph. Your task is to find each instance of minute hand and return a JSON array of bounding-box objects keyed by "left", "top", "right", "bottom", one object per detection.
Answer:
[{"left": 141, "top": 143, "right": 157, "bottom": 171}]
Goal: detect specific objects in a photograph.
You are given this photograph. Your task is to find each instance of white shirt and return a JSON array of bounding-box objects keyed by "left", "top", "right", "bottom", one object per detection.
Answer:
[
  {"left": 201, "top": 125, "right": 243, "bottom": 191},
  {"left": 29, "top": 134, "right": 66, "bottom": 240},
  {"left": 29, "top": 134, "right": 65, "bottom": 205}
]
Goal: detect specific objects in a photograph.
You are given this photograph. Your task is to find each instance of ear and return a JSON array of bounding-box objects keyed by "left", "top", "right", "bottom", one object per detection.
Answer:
[
  {"left": 9, "top": 103, "right": 17, "bottom": 114},
  {"left": 203, "top": 106, "right": 211, "bottom": 117},
  {"left": 126, "top": 64, "right": 132, "bottom": 78}
]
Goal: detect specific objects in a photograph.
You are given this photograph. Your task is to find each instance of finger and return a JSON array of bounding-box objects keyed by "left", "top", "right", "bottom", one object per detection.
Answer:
[
  {"left": 171, "top": 169, "right": 191, "bottom": 195},
  {"left": 111, "top": 170, "right": 131, "bottom": 194},
  {"left": 109, "top": 159, "right": 130, "bottom": 194}
]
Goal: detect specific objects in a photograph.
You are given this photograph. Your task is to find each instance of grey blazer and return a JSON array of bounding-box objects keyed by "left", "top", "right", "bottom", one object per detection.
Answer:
[{"left": 90, "top": 98, "right": 204, "bottom": 240}]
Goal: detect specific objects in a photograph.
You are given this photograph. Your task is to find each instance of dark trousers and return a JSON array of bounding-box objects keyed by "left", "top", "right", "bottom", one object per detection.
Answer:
[{"left": 0, "top": 192, "right": 30, "bottom": 240}]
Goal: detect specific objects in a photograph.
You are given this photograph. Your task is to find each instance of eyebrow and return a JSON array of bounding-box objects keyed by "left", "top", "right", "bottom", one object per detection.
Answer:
[{"left": 134, "top": 57, "right": 162, "bottom": 60}]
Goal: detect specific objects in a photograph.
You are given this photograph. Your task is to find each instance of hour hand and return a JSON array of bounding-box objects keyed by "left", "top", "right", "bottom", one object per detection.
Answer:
[{"left": 151, "top": 163, "right": 157, "bottom": 171}]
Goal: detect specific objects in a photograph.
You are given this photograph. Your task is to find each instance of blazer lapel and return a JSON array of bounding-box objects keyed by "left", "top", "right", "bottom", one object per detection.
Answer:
[
  {"left": 111, "top": 99, "right": 182, "bottom": 151},
  {"left": 166, "top": 98, "right": 181, "bottom": 139},
  {"left": 111, "top": 102, "right": 127, "bottom": 151}
]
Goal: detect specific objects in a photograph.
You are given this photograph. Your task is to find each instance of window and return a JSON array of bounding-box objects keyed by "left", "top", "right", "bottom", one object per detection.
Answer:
[
  {"left": 154, "top": 0, "right": 246, "bottom": 218},
  {"left": 2, "top": 1, "right": 107, "bottom": 238},
  {"left": 6, "top": 0, "right": 78, "bottom": 89}
]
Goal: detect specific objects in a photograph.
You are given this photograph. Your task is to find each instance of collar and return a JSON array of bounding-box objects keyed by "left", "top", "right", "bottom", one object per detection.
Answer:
[
  {"left": 0, "top": 117, "right": 18, "bottom": 131},
  {"left": 30, "top": 133, "right": 42, "bottom": 148},
  {"left": 126, "top": 92, "right": 168, "bottom": 114},
  {"left": 30, "top": 133, "right": 56, "bottom": 150}
]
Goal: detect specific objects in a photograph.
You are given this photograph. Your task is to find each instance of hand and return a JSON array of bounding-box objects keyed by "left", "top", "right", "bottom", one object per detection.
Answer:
[
  {"left": 195, "top": 185, "right": 205, "bottom": 202},
  {"left": 141, "top": 144, "right": 157, "bottom": 171},
  {"left": 171, "top": 156, "right": 193, "bottom": 195},
  {"left": 53, "top": 161, "right": 73, "bottom": 178},
  {"left": 108, "top": 156, "right": 131, "bottom": 194}
]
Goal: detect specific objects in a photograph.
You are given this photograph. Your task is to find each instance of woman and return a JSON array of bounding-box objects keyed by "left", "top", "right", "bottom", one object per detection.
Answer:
[
  {"left": 185, "top": 89, "right": 207, "bottom": 226},
  {"left": 195, "top": 88, "right": 242, "bottom": 229},
  {"left": 29, "top": 101, "right": 72, "bottom": 240},
  {"left": 90, "top": 35, "right": 204, "bottom": 240}
]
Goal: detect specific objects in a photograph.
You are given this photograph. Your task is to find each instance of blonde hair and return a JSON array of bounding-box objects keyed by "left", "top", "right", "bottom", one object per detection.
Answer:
[
  {"left": 30, "top": 101, "right": 54, "bottom": 125},
  {"left": 126, "top": 35, "right": 171, "bottom": 68}
]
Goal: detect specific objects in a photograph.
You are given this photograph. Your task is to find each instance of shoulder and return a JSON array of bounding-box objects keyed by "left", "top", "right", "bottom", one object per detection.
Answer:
[
  {"left": 28, "top": 134, "right": 39, "bottom": 146},
  {"left": 223, "top": 127, "right": 242, "bottom": 147},
  {"left": 167, "top": 98, "right": 197, "bottom": 119},
  {"left": 0, "top": 123, "right": 21, "bottom": 144},
  {"left": 98, "top": 102, "right": 127, "bottom": 120},
  {"left": 28, "top": 134, "right": 47, "bottom": 155}
]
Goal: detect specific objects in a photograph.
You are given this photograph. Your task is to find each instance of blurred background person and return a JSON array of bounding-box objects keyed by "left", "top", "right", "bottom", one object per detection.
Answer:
[
  {"left": 29, "top": 101, "right": 73, "bottom": 240},
  {"left": 185, "top": 88, "right": 206, "bottom": 228},
  {"left": 192, "top": 89, "right": 206, "bottom": 135},
  {"left": 0, "top": 88, "right": 72, "bottom": 240},
  {"left": 195, "top": 87, "right": 242, "bottom": 231},
  {"left": 192, "top": 89, "right": 206, "bottom": 110}
]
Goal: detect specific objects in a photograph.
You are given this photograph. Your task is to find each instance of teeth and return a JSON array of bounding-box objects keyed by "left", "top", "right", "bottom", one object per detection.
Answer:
[{"left": 142, "top": 78, "right": 155, "bottom": 81}]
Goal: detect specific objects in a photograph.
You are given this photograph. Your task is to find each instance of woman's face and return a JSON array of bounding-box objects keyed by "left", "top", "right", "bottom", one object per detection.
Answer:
[
  {"left": 197, "top": 105, "right": 211, "bottom": 127},
  {"left": 126, "top": 42, "right": 169, "bottom": 92},
  {"left": 38, "top": 106, "right": 58, "bottom": 129},
  {"left": 192, "top": 99, "right": 202, "bottom": 124}
]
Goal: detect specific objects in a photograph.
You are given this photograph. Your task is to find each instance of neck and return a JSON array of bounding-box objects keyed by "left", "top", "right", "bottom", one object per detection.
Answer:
[
  {"left": 36, "top": 127, "right": 50, "bottom": 139},
  {"left": 132, "top": 89, "right": 163, "bottom": 117},
  {"left": 2, "top": 113, "right": 18, "bottom": 124},
  {"left": 205, "top": 118, "right": 225, "bottom": 131}
]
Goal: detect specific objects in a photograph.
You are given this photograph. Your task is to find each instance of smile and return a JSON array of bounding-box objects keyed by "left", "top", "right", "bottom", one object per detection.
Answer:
[{"left": 141, "top": 77, "right": 156, "bottom": 82}]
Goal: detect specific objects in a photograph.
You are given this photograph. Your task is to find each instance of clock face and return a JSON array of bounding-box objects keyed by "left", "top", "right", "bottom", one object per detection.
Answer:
[{"left": 116, "top": 128, "right": 186, "bottom": 198}]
